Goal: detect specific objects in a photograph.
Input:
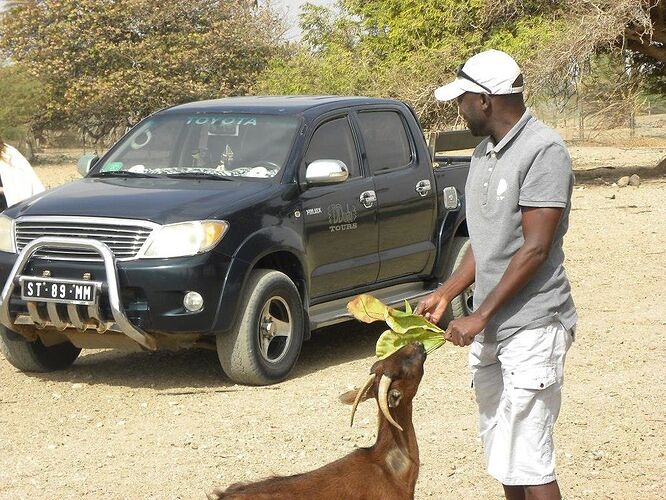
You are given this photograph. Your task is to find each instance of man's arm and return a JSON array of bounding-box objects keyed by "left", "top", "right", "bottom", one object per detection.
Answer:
[
  {"left": 446, "top": 206, "right": 563, "bottom": 346},
  {"left": 414, "top": 245, "right": 476, "bottom": 325}
]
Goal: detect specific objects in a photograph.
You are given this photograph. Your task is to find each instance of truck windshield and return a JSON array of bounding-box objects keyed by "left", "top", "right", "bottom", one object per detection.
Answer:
[{"left": 95, "top": 113, "right": 301, "bottom": 179}]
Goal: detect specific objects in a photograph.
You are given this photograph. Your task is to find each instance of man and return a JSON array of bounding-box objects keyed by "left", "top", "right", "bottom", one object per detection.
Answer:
[{"left": 416, "top": 49, "right": 577, "bottom": 500}]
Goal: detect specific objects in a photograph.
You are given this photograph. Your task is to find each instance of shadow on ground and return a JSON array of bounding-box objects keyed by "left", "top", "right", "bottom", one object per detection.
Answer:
[
  {"left": 574, "top": 157, "right": 666, "bottom": 185},
  {"left": 293, "top": 322, "right": 384, "bottom": 378},
  {"left": 21, "top": 322, "right": 384, "bottom": 391}
]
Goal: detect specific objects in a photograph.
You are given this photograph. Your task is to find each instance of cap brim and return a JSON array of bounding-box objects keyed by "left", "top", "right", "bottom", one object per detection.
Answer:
[
  {"left": 434, "top": 81, "right": 466, "bottom": 101},
  {"left": 434, "top": 77, "right": 489, "bottom": 101}
]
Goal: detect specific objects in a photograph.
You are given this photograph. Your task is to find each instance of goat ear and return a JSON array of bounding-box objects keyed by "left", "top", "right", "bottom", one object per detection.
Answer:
[{"left": 339, "top": 387, "right": 372, "bottom": 405}]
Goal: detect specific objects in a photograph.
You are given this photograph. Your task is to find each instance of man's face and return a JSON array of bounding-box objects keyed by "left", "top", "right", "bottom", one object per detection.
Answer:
[{"left": 456, "top": 92, "right": 488, "bottom": 137}]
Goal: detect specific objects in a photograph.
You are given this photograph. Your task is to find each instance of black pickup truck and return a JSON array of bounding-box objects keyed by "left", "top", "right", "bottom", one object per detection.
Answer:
[{"left": 0, "top": 96, "right": 472, "bottom": 385}]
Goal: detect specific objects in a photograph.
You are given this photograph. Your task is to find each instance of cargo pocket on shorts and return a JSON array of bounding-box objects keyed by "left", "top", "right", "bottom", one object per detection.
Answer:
[
  {"left": 508, "top": 366, "right": 558, "bottom": 427},
  {"left": 512, "top": 366, "right": 556, "bottom": 391}
]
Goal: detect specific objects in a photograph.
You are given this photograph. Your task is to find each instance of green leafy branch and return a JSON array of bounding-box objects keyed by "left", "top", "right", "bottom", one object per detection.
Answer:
[{"left": 347, "top": 294, "right": 447, "bottom": 359}]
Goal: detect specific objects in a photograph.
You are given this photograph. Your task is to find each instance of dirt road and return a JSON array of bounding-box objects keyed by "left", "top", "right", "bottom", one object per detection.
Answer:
[{"left": 1, "top": 146, "right": 665, "bottom": 499}]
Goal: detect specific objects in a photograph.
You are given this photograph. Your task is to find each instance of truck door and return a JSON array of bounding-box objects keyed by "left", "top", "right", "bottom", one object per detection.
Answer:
[
  {"left": 300, "top": 114, "right": 379, "bottom": 298},
  {"left": 354, "top": 109, "right": 437, "bottom": 281}
]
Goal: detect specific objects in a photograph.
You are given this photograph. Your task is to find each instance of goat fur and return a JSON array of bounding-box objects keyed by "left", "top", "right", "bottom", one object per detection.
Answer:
[{"left": 207, "top": 342, "right": 426, "bottom": 500}]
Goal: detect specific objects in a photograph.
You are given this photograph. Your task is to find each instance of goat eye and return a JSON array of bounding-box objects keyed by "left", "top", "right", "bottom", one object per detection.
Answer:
[{"left": 388, "top": 389, "right": 402, "bottom": 408}]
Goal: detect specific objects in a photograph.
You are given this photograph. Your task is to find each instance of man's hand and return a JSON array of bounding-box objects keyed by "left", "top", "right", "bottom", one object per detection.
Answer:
[
  {"left": 414, "top": 290, "right": 449, "bottom": 326},
  {"left": 445, "top": 313, "right": 488, "bottom": 347},
  {"left": 415, "top": 243, "right": 475, "bottom": 326}
]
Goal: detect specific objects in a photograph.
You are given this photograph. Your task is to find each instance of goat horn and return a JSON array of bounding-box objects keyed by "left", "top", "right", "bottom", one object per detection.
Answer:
[
  {"left": 350, "top": 374, "right": 376, "bottom": 427},
  {"left": 379, "top": 374, "right": 404, "bottom": 432}
]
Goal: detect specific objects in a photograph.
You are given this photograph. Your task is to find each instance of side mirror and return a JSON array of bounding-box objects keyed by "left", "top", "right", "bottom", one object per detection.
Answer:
[
  {"left": 305, "top": 159, "right": 349, "bottom": 186},
  {"left": 77, "top": 154, "right": 99, "bottom": 177}
]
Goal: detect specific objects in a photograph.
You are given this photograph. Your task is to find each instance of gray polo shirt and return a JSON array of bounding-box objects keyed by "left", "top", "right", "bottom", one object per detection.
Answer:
[{"left": 466, "top": 109, "right": 577, "bottom": 343}]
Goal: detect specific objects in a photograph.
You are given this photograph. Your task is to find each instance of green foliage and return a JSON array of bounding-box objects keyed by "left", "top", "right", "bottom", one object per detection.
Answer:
[
  {"left": 0, "top": 64, "right": 44, "bottom": 141},
  {"left": 484, "top": 16, "right": 569, "bottom": 60},
  {"left": 347, "top": 294, "right": 446, "bottom": 359},
  {"left": 257, "top": 0, "right": 662, "bottom": 129},
  {"left": 0, "top": 0, "right": 285, "bottom": 142},
  {"left": 342, "top": 0, "right": 483, "bottom": 57},
  {"left": 257, "top": 0, "right": 578, "bottom": 128},
  {"left": 257, "top": 44, "right": 376, "bottom": 96},
  {"left": 2, "top": 0, "right": 658, "bottom": 138},
  {"left": 298, "top": 3, "right": 360, "bottom": 53}
]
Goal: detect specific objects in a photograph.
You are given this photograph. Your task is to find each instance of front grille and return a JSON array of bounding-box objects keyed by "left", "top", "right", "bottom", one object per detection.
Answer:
[{"left": 15, "top": 217, "right": 157, "bottom": 262}]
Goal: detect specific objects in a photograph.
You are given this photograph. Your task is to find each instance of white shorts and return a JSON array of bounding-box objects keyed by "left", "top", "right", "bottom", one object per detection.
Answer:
[{"left": 469, "top": 320, "right": 574, "bottom": 486}]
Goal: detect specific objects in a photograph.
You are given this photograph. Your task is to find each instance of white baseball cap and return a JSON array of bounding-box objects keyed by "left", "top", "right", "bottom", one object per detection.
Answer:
[{"left": 434, "top": 49, "right": 524, "bottom": 101}]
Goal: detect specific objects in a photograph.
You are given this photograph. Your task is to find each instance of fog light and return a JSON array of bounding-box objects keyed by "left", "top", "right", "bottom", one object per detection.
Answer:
[{"left": 183, "top": 291, "right": 204, "bottom": 312}]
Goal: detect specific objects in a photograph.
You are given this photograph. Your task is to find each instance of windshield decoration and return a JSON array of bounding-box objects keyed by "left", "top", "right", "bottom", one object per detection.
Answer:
[
  {"left": 186, "top": 116, "right": 258, "bottom": 137},
  {"left": 101, "top": 162, "right": 124, "bottom": 172},
  {"left": 221, "top": 145, "right": 234, "bottom": 166},
  {"left": 186, "top": 116, "right": 258, "bottom": 126},
  {"left": 131, "top": 130, "right": 152, "bottom": 149}
]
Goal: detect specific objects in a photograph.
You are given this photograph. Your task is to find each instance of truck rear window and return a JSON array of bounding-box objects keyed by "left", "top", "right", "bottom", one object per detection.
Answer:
[{"left": 96, "top": 113, "right": 301, "bottom": 179}]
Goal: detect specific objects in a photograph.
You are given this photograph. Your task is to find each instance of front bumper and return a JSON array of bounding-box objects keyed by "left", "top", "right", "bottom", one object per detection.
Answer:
[{"left": 0, "top": 237, "right": 234, "bottom": 349}]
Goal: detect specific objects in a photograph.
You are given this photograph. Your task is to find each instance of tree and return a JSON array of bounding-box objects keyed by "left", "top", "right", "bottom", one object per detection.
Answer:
[
  {"left": 0, "top": 64, "right": 43, "bottom": 137},
  {"left": 0, "top": 0, "right": 286, "bottom": 143},
  {"left": 0, "top": 63, "right": 44, "bottom": 158},
  {"left": 257, "top": 0, "right": 664, "bottom": 129}
]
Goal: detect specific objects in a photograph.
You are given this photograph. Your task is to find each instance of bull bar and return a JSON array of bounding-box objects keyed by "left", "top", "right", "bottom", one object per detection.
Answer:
[{"left": 0, "top": 237, "right": 157, "bottom": 350}]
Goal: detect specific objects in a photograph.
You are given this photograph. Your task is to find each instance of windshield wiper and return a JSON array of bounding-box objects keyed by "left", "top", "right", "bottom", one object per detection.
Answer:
[
  {"left": 90, "top": 170, "right": 160, "bottom": 178},
  {"left": 163, "top": 172, "right": 233, "bottom": 180}
]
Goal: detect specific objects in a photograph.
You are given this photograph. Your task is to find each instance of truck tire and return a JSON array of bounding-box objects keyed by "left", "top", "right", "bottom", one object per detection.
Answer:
[
  {"left": 0, "top": 326, "right": 81, "bottom": 372},
  {"left": 441, "top": 237, "right": 475, "bottom": 325},
  {"left": 217, "top": 269, "right": 304, "bottom": 386}
]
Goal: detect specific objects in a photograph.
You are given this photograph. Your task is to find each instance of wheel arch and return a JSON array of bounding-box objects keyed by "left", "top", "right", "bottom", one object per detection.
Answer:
[
  {"left": 213, "top": 227, "right": 310, "bottom": 337},
  {"left": 254, "top": 251, "right": 307, "bottom": 299},
  {"left": 432, "top": 211, "right": 469, "bottom": 281}
]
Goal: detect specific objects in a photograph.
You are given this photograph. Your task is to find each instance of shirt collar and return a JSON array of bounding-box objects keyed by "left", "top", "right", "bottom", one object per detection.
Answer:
[{"left": 485, "top": 109, "right": 533, "bottom": 156}]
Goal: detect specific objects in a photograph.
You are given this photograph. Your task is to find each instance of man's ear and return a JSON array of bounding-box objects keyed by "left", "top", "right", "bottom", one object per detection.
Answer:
[{"left": 480, "top": 93, "right": 492, "bottom": 111}]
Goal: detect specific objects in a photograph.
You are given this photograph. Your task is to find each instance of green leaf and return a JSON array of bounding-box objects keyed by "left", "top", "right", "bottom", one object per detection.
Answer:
[
  {"left": 376, "top": 327, "right": 446, "bottom": 359},
  {"left": 385, "top": 308, "right": 443, "bottom": 334},
  {"left": 347, "top": 294, "right": 448, "bottom": 358}
]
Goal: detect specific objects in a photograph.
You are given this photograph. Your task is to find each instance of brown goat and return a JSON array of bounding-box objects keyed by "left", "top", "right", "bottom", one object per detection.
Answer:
[{"left": 207, "top": 342, "right": 427, "bottom": 500}]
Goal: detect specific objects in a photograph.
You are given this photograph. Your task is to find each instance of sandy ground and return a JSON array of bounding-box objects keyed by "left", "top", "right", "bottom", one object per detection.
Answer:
[{"left": 1, "top": 133, "right": 665, "bottom": 499}]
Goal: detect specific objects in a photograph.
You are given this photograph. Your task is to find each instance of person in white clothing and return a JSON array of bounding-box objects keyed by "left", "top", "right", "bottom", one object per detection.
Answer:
[{"left": 0, "top": 137, "right": 45, "bottom": 210}]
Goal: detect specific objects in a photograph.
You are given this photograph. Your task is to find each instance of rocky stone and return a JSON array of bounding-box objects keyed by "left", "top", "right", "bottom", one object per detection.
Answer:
[
  {"left": 617, "top": 176, "right": 630, "bottom": 187},
  {"left": 629, "top": 174, "right": 641, "bottom": 186}
]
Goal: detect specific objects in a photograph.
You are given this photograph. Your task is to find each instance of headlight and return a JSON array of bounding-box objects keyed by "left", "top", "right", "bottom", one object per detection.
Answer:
[
  {"left": 142, "top": 220, "right": 228, "bottom": 258},
  {"left": 0, "top": 215, "right": 16, "bottom": 253}
]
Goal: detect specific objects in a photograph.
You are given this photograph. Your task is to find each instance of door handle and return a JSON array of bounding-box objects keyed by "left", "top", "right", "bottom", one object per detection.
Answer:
[
  {"left": 415, "top": 180, "right": 431, "bottom": 197},
  {"left": 359, "top": 190, "right": 377, "bottom": 208}
]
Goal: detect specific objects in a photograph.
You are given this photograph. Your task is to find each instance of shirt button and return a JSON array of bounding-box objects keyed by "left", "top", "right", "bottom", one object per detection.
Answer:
[
  {"left": 488, "top": 168, "right": 492, "bottom": 172},
  {"left": 483, "top": 182, "right": 488, "bottom": 187}
]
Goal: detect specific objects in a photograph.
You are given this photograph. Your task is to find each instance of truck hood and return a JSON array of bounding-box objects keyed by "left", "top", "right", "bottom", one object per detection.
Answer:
[{"left": 8, "top": 177, "right": 277, "bottom": 225}]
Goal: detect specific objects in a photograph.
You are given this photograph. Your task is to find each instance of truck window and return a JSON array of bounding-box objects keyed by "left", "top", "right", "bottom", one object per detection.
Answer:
[
  {"left": 304, "top": 117, "right": 360, "bottom": 178},
  {"left": 96, "top": 114, "right": 301, "bottom": 179},
  {"left": 357, "top": 111, "right": 412, "bottom": 174}
]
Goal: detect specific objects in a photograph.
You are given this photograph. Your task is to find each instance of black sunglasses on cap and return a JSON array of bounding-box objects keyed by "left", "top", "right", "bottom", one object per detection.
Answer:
[{"left": 456, "top": 63, "right": 493, "bottom": 94}]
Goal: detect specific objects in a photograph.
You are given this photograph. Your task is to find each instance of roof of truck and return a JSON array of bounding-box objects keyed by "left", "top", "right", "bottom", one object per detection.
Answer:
[{"left": 161, "top": 96, "right": 404, "bottom": 116}]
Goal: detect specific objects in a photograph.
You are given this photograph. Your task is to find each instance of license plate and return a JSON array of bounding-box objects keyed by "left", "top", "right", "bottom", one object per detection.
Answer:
[{"left": 20, "top": 277, "right": 100, "bottom": 305}]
